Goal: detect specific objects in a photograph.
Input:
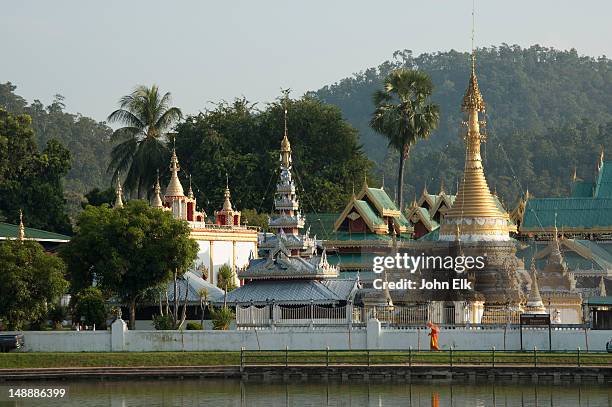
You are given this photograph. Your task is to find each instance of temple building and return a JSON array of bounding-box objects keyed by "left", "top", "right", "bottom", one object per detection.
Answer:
[
  {"left": 321, "top": 180, "right": 413, "bottom": 275},
  {"left": 143, "top": 148, "right": 258, "bottom": 288},
  {"left": 516, "top": 150, "right": 612, "bottom": 240},
  {"left": 223, "top": 113, "right": 358, "bottom": 328}
]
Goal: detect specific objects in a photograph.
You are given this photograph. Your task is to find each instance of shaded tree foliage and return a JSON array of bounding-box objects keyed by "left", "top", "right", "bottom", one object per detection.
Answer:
[
  {"left": 0, "top": 108, "right": 72, "bottom": 233},
  {"left": 0, "top": 240, "right": 69, "bottom": 330}
]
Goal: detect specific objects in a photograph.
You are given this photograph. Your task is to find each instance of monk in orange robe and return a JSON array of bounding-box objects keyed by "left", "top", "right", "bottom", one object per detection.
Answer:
[{"left": 427, "top": 321, "right": 440, "bottom": 351}]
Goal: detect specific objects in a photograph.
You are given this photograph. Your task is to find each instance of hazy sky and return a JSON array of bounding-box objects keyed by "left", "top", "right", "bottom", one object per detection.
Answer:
[{"left": 2, "top": 1, "right": 610, "bottom": 122}]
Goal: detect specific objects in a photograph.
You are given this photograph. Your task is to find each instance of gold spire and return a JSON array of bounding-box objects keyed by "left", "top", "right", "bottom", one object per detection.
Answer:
[
  {"left": 165, "top": 148, "right": 184, "bottom": 197},
  {"left": 440, "top": 50, "right": 509, "bottom": 238},
  {"left": 18, "top": 209, "right": 25, "bottom": 241},
  {"left": 152, "top": 171, "right": 163, "bottom": 208},
  {"left": 571, "top": 167, "right": 577, "bottom": 183},
  {"left": 114, "top": 178, "right": 124, "bottom": 208},
  {"left": 598, "top": 146, "right": 605, "bottom": 170}
]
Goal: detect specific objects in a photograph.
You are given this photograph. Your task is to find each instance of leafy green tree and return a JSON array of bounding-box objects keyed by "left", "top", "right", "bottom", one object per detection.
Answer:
[
  {"left": 0, "top": 240, "right": 69, "bottom": 330},
  {"left": 107, "top": 85, "right": 183, "bottom": 198},
  {"left": 72, "top": 287, "right": 107, "bottom": 329},
  {"left": 240, "top": 209, "right": 269, "bottom": 230},
  {"left": 175, "top": 95, "right": 373, "bottom": 215},
  {"left": 209, "top": 306, "right": 234, "bottom": 330},
  {"left": 0, "top": 108, "right": 72, "bottom": 233},
  {"left": 82, "top": 187, "right": 115, "bottom": 208},
  {"left": 61, "top": 200, "right": 199, "bottom": 328},
  {"left": 370, "top": 69, "right": 439, "bottom": 210}
]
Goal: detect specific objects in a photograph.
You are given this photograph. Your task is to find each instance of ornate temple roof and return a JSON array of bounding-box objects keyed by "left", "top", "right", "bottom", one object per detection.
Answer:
[
  {"left": 0, "top": 222, "right": 70, "bottom": 242},
  {"left": 165, "top": 271, "right": 225, "bottom": 304},
  {"left": 521, "top": 198, "right": 612, "bottom": 233},
  {"left": 220, "top": 278, "right": 357, "bottom": 305},
  {"left": 520, "top": 159, "right": 612, "bottom": 236},
  {"left": 239, "top": 242, "right": 338, "bottom": 280}
]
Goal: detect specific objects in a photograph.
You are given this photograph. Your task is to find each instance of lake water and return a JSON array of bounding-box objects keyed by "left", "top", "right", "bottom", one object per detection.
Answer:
[{"left": 2, "top": 379, "right": 611, "bottom": 406}]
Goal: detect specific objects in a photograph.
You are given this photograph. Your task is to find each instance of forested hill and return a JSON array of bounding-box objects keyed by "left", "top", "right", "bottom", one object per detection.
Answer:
[
  {"left": 313, "top": 45, "right": 612, "bottom": 206},
  {"left": 0, "top": 82, "right": 112, "bottom": 198}
]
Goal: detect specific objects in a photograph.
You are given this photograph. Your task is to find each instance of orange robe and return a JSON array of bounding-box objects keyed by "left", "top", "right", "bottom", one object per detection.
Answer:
[{"left": 428, "top": 324, "right": 440, "bottom": 351}]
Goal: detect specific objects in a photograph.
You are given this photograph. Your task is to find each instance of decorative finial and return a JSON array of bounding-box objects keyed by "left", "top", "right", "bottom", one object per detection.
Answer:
[
  {"left": 598, "top": 146, "right": 605, "bottom": 170},
  {"left": 363, "top": 171, "right": 368, "bottom": 188},
  {"left": 165, "top": 146, "right": 185, "bottom": 197},
  {"left": 439, "top": 179, "right": 445, "bottom": 194},
  {"left": 381, "top": 173, "right": 385, "bottom": 190},
  {"left": 222, "top": 174, "right": 233, "bottom": 212},
  {"left": 114, "top": 176, "right": 124, "bottom": 208},
  {"left": 599, "top": 276, "right": 607, "bottom": 297},
  {"left": 18, "top": 209, "right": 25, "bottom": 241},
  {"left": 187, "top": 174, "right": 194, "bottom": 199},
  {"left": 571, "top": 166, "right": 577, "bottom": 182},
  {"left": 152, "top": 170, "right": 163, "bottom": 208}
]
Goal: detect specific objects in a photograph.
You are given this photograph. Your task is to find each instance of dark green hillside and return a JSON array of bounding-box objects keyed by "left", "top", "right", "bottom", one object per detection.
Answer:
[{"left": 313, "top": 45, "right": 612, "bottom": 207}]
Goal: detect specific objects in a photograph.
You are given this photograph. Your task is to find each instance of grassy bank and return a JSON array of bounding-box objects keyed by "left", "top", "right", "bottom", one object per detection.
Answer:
[
  {"left": 1, "top": 350, "right": 610, "bottom": 369},
  {"left": 0, "top": 352, "right": 240, "bottom": 369}
]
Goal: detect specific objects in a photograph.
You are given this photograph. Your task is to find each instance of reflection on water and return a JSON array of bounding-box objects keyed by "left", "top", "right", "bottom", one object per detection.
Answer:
[{"left": 4, "top": 379, "right": 612, "bottom": 407}]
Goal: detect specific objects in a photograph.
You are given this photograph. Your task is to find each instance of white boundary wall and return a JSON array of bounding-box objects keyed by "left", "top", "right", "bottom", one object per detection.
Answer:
[{"left": 6, "top": 319, "right": 611, "bottom": 352}]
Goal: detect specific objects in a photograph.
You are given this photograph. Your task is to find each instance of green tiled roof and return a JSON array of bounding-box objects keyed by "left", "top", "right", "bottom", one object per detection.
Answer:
[
  {"left": 521, "top": 198, "right": 612, "bottom": 230},
  {"left": 517, "top": 239, "right": 612, "bottom": 271},
  {"left": 571, "top": 181, "right": 593, "bottom": 198},
  {"left": 585, "top": 296, "right": 612, "bottom": 306},
  {"left": 418, "top": 227, "right": 440, "bottom": 241},
  {"left": 325, "top": 231, "right": 412, "bottom": 242},
  {"left": 0, "top": 222, "right": 70, "bottom": 242},
  {"left": 327, "top": 252, "right": 377, "bottom": 267},
  {"left": 367, "top": 187, "right": 398, "bottom": 211},
  {"left": 595, "top": 161, "right": 612, "bottom": 198},
  {"left": 354, "top": 199, "right": 385, "bottom": 226}
]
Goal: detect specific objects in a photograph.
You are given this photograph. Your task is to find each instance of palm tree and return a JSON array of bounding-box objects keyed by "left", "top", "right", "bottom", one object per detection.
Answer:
[
  {"left": 107, "top": 85, "right": 182, "bottom": 198},
  {"left": 370, "top": 69, "right": 439, "bottom": 211}
]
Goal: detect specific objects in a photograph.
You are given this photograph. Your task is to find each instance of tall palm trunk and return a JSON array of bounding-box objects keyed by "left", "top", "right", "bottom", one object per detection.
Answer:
[{"left": 397, "top": 144, "right": 411, "bottom": 211}]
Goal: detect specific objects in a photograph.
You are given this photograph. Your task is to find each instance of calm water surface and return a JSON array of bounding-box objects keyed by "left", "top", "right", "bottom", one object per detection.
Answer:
[{"left": 2, "top": 379, "right": 611, "bottom": 407}]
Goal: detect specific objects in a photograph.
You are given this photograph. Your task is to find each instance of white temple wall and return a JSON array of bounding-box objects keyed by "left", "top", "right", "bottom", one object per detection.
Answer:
[
  {"left": 193, "top": 239, "right": 256, "bottom": 287},
  {"left": 7, "top": 321, "right": 611, "bottom": 352}
]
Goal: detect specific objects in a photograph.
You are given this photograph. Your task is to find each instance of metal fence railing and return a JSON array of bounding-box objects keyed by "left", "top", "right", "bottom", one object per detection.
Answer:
[{"left": 239, "top": 347, "right": 612, "bottom": 369}]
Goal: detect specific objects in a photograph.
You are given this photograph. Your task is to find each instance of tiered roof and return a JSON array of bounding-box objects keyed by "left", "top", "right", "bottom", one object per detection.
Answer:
[
  {"left": 331, "top": 182, "right": 412, "bottom": 240},
  {"left": 520, "top": 159, "right": 612, "bottom": 237}
]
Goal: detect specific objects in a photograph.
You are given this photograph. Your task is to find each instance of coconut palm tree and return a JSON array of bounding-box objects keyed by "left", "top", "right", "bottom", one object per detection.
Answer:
[
  {"left": 370, "top": 69, "right": 439, "bottom": 211},
  {"left": 107, "top": 85, "right": 182, "bottom": 198}
]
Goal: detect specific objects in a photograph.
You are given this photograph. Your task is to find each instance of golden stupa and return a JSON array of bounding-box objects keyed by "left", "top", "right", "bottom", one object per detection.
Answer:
[{"left": 439, "top": 53, "right": 510, "bottom": 241}]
